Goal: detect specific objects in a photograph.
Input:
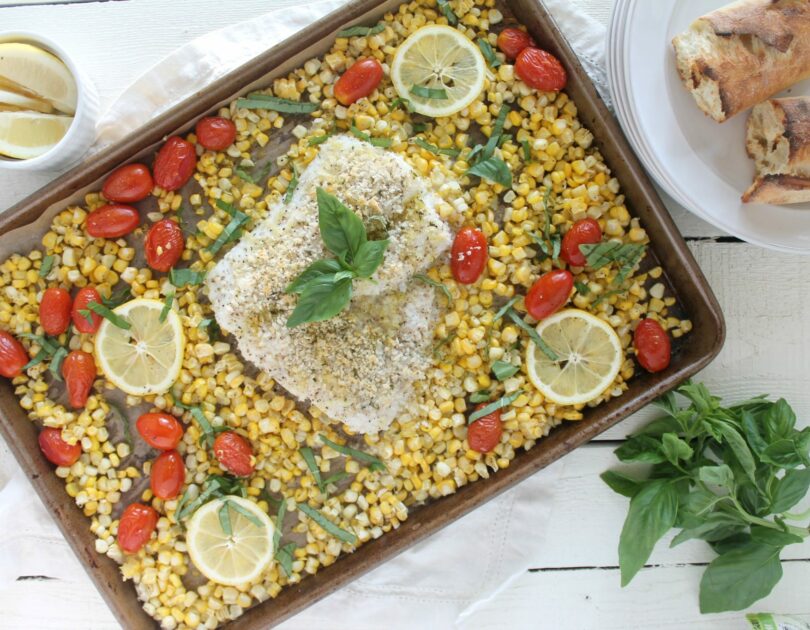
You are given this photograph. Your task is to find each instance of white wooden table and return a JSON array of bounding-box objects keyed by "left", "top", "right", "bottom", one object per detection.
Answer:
[{"left": 0, "top": 1, "right": 808, "bottom": 628}]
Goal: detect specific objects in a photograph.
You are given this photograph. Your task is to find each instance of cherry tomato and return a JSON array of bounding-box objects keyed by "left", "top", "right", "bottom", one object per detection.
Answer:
[
  {"left": 525, "top": 269, "right": 573, "bottom": 320},
  {"left": 634, "top": 319, "right": 672, "bottom": 373},
  {"left": 39, "top": 287, "right": 72, "bottom": 336},
  {"left": 0, "top": 331, "right": 29, "bottom": 378},
  {"left": 213, "top": 431, "right": 254, "bottom": 477},
  {"left": 144, "top": 219, "right": 185, "bottom": 272},
  {"left": 153, "top": 136, "right": 197, "bottom": 192},
  {"left": 196, "top": 116, "right": 237, "bottom": 151},
  {"left": 62, "top": 350, "right": 96, "bottom": 409},
  {"left": 102, "top": 163, "right": 154, "bottom": 203},
  {"left": 150, "top": 449, "right": 185, "bottom": 500},
  {"left": 86, "top": 204, "right": 140, "bottom": 239},
  {"left": 38, "top": 427, "right": 81, "bottom": 467},
  {"left": 497, "top": 27, "right": 535, "bottom": 61},
  {"left": 71, "top": 286, "right": 103, "bottom": 334},
  {"left": 118, "top": 503, "right": 158, "bottom": 554},
  {"left": 136, "top": 412, "right": 184, "bottom": 451},
  {"left": 334, "top": 58, "right": 384, "bottom": 106},
  {"left": 451, "top": 226, "right": 488, "bottom": 285},
  {"left": 515, "top": 47, "right": 567, "bottom": 92},
  {"left": 561, "top": 218, "right": 602, "bottom": 267},
  {"left": 468, "top": 404, "right": 503, "bottom": 453}
]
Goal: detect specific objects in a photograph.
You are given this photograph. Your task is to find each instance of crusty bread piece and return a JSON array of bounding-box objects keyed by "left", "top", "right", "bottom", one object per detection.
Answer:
[
  {"left": 672, "top": 0, "right": 810, "bottom": 123},
  {"left": 743, "top": 98, "right": 810, "bottom": 204}
]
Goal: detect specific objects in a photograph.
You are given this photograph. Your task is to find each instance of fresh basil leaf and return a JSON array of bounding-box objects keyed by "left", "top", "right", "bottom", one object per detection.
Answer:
[
  {"left": 661, "top": 433, "right": 694, "bottom": 465},
  {"left": 160, "top": 291, "right": 174, "bottom": 323},
  {"left": 600, "top": 470, "right": 643, "bottom": 499},
  {"left": 477, "top": 38, "right": 501, "bottom": 68},
  {"left": 574, "top": 281, "right": 589, "bottom": 295},
  {"left": 709, "top": 533, "right": 752, "bottom": 555},
  {"left": 88, "top": 301, "right": 131, "bottom": 330},
  {"left": 615, "top": 435, "right": 666, "bottom": 464},
  {"left": 286, "top": 276, "right": 352, "bottom": 328},
  {"left": 468, "top": 391, "right": 521, "bottom": 425},
  {"left": 101, "top": 286, "right": 132, "bottom": 309},
  {"left": 632, "top": 415, "right": 681, "bottom": 438},
  {"left": 316, "top": 187, "right": 367, "bottom": 260},
  {"left": 761, "top": 439, "right": 804, "bottom": 469},
  {"left": 770, "top": 468, "right": 810, "bottom": 513},
  {"left": 749, "top": 525, "right": 804, "bottom": 547},
  {"left": 410, "top": 85, "right": 448, "bottom": 100},
  {"left": 470, "top": 389, "right": 491, "bottom": 404},
  {"left": 298, "top": 503, "right": 357, "bottom": 544},
  {"left": 48, "top": 346, "right": 67, "bottom": 382},
  {"left": 169, "top": 268, "right": 207, "bottom": 287},
  {"left": 491, "top": 360, "right": 519, "bottom": 381},
  {"left": 319, "top": 434, "right": 387, "bottom": 472},
  {"left": 352, "top": 239, "right": 389, "bottom": 278},
  {"left": 467, "top": 156, "right": 513, "bottom": 188},
  {"left": 671, "top": 511, "right": 746, "bottom": 547},
  {"left": 39, "top": 254, "right": 54, "bottom": 278},
  {"left": 22, "top": 348, "right": 48, "bottom": 371},
  {"left": 238, "top": 94, "right": 319, "bottom": 114},
  {"left": 764, "top": 399, "right": 797, "bottom": 441},
  {"left": 698, "top": 464, "right": 734, "bottom": 489},
  {"left": 286, "top": 259, "right": 344, "bottom": 295},
  {"left": 739, "top": 409, "right": 769, "bottom": 457},
  {"left": 336, "top": 22, "right": 384, "bottom": 37},
  {"left": 699, "top": 542, "right": 783, "bottom": 613},
  {"left": 436, "top": 0, "right": 458, "bottom": 24},
  {"left": 713, "top": 420, "right": 757, "bottom": 485},
  {"left": 618, "top": 479, "right": 679, "bottom": 586}
]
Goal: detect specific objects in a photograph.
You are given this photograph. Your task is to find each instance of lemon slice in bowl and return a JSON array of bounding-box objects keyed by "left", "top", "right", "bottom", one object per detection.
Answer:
[
  {"left": 186, "top": 496, "right": 275, "bottom": 586},
  {"left": 95, "top": 298, "right": 185, "bottom": 396},
  {"left": 0, "top": 111, "right": 72, "bottom": 159},
  {"left": 391, "top": 24, "right": 486, "bottom": 118},
  {"left": 0, "top": 43, "right": 77, "bottom": 115},
  {"left": 526, "top": 309, "right": 623, "bottom": 406}
]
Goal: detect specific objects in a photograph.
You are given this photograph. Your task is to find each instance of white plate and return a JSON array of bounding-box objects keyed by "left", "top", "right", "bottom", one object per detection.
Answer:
[{"left": 615, "top": 0, "right": 810, "bottom": 253}]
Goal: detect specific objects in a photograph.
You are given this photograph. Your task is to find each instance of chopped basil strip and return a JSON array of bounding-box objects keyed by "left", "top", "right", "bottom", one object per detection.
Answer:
[
  {"left": 413, "top": 273, "right": 452, "bottom": 302},
  {"left": 493, "top": 296, "right": 520, "bottom": 321},
  {"left": 470, "top": 389, "right": 491, "bottom": 404},
  {"left": 77, "top": 308, "right": 94, "bottom": 326},
  {"left": 88, "top": 301, "right": 131, "bottom": 330},
  {"left": 207, "top": 212, "right": 250, "bottom": 256},
  {"left": 522, "top": 139, "right": 532, "bottom": 162},
  {"left": 492, "top": 359, "right": 519, "bottom": 381},
  {"left": 48, "top": 346, "right": 68, "bottom": 382},
  {"left": 39, "top": 254, "right": 54, "bottom": 278},
  {"left": 319, "top": 434, "right": 387, "bottom": 472},
  {"left": 300, "top": 447, "right": 324, "bottom": 490},
  {"left": 349, "top": 123, "right": 393, "bottom": 148},
  {"left": 160, "top": 292, "right": 174, "bottom": 323},
  {"left": 412, "top": 137, "right": 460, "bottom": 157},
  {"left": 234, "top": 168, "right": 254, "bottom": 184},
  {"left": 468, "top": 390, "right": 522, "bottom": 425},
  {"left": 478, "top": 38, "right": 501, "bottom": 68},
  {"left": 322, "top": 471, "right": 350, "bottom": 487},
  {"left": 298, "top": 503, "right": 357, "bottom": 544},
  {"left": 593, "top": 289, "right": 626, "bottom": 307},
  {"left": 410, "top": 84, "right": 448, "bottom": 100},
  {"left": 276, "top": 542, "right": 296, "bottom": 577},
  {"left": 579, "top": 242, "right": 646, "bottom": 284},
  {"left": 273, "top": 498, "right": 286, "bottom": 553},
  {"left": 336, "top": 22, "right": 385, "bottom": 37},
  {"left": 507, "top": 309, "right": 559, "bottom": 361},
  {"left": 432, "top": 331, "right": 457, "bottom": 357},
  {"left": 216, "top": 199, "right": 239, "bottom": 216},
  {"left": 225, "top": 499, "right": 265, "bottom": 528},
  {"left": 187, "top": 406, "right": 215, "bottom": 448},
  {"left": 481, "top": 105, "right": 509, "bottom": 163},
  {"left": 22, "top": 348, "right": 49, "bottom": 371},
  {"left": 21, "top": 333, "right": 60, "bottom": 355},
  {"left": 284, "top": 163, "right": 299, "bottom": 204},
  {"left": 574, "top": 281, "right": 590, "bottom": 295},
  {"left": 170, "top": 268, "right": 207, "bottom": 287},
  {"left": 467, "top": 156, "right": 512, "bottom": 188},
  {"left": 391, "top": 97, "right": 414, "bottom": 112},
  {"left": 436, "top": 0, "right": 458, "bottom": 24},
  {"left": 102, "top": 287, "right": 132, "bottom": 309},
  {"left": 308, "top": 132, "right": 334, "bottom": 146},
  {"left": 218, "top": 501, "right": 232, "bottom": 536},
  {"left": 198, "top": 317, "right": 221, "bottom": 340},
  {"left": 238, "top": 94, "right": 319, "bottom": 114}
]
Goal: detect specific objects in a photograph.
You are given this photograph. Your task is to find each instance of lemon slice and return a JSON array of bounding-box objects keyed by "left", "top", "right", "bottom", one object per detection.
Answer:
[
  {"left": 0, "top": 43, "right": 77, "bottom": 115},
  {"left": 391, "top": 25, "right": 486, "bottom": 117},
  {"left": 526, "top": 309, "right": 623, "bottom": 406},
  {"left": 95, "top": 298, "right": 185, "bottom": 396},
  {"left": 186, "top": 496, "right": 275, "bottom": 586},
  {"left": 0, "top": 111, "right": 72, "bottom": 159},
  {"left": 0, "top": 88, "right": 53, "bottom": 113}
]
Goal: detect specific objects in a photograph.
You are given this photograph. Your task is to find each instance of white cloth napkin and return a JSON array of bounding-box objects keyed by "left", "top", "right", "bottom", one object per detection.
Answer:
[{"left": 0, "top": 1, "right": 609, "bottom": 627}]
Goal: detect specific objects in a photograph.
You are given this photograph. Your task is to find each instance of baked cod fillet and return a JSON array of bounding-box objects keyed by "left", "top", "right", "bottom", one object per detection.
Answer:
[{"left": 206, "top": 136, "right": 453, "bottom": 434}]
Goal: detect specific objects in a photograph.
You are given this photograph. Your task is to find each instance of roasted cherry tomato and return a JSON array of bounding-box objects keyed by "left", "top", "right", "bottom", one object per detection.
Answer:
[
  {"left": 39, "top": 287, "right": 72, "bottom": 336},
  {"left": 497, "top": 27, "right": 535, "bottom": 61},
  {"left": 144, "top": 219, "right": 185, "bottom": 272},
  {"left": 71, "top": 286, "right": 103, "bottom": 334},
  {"left": 634, "top": 319, "right": 672, "bottom": 373},
  {"left": 468, "top": 404, "right": 503, "bottom": 453},
  {"left": 118, "top": 503, "right": 159, "bottom": 554},
  {"left": 86, "top": 204, "right": 140, "bottom": 239},
  {"left": 38, "top": 427, "right": 81, "bottom": 467},
  {"left": 153, "top": 136, "right": 197, "bottom": 191},
  {"left": 136, "top": 412, "right": 184, "bottom": 451},
  {"left": 102, "top": 163, "right": 154, "bottom": 203},
  {"left": 213, "top": 431, "right": 254, "bottom": 477},
  {"left": 525, "top": 269, "right": 573, "bottom": 320},
  {"left": 561, "top": 218, "right": 602, "bottom": 268},
  {"left": 62, "top": 350, "right": 96, "bottom": 409},
  {"left": 0, "top": 331, "right": 29, "bottom": 378},
  {"left": 196, "top": 117, "right": 237, "bottom": 151},
  {"left": 334, "top": 58, "right": 384, "bottom": 106},
  {"left": 451, "top": 226, "right": 488, "bottom": 285},
  {"left": 515, "top": 47, "right": 567, "bottom": 92},
  {"left": 150, "top": 449, "right": 185, "bottom": 500}
]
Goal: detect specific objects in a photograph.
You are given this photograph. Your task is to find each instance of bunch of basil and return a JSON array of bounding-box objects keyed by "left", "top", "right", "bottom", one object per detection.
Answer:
[{"left": 603, "top": 382, "right": 810, "bottom": 613}]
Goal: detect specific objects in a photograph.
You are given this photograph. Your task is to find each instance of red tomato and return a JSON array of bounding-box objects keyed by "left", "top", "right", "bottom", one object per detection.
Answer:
[
  {"left": 451, "top": 226, "right": 488, "bottom": 285},
  {"left": 153, "top": 136, "right": 197, "bottom": 191},
  {"left": 497, "top": 27, "right": 535, "bottom": 61},
  {"left": 150, "top": 450, "right": 185, "bottom": 500},
  {"left": 136, "top": 412, "right": 184, "bottom": 451},
  {"left": 118, "top": 503, "right": 158, "bottom": 554},
  {"left": 634, "top": 319, "right": 672, "bottom": 373},
  {"left": 515, "top": 47, "right": 567, "bottom": 92},
  {"left": 62, "top": 351, "right": 96, "bottom": 409},
  {"left": 86, "top": 204, "right": 140, "bottom": 239},
  {"left": 144, "top": 219, "right": 185, "bottom": 272},
  {"left": 39, "top": 287, "right": 72, "bottom": 336},
  {"left": 525, "top": 269, "right": 573, "bottom": 320},
  {"left": 213, "top": 431, "right": 254, "bottom": 477},
  {"left": 561, "top": 218, "right": 602, "bottom": 267},
  {"left": 102, "top": 163, "right": 154, "bottom": 203},
  {"left": 0, "top": 331, "right": 29, "bottom": 378},
  {"left": 196, "top": 117, "right": 237, "bottom": 151},
  {"left": 71, "top": 286, "right": 103, "bottom": 334},
  {"left": 334, "top": 58, "right": 384, "bottom": 106},
  {"left": 468, "top": 404, "right": 503, "bottom": 453},
  {"left": 38, "top": 427, "right": 81, "bottom": 467}
]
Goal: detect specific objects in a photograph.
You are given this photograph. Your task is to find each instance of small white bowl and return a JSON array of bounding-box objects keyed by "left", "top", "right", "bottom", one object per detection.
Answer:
[{"left": 0, "top": 32, "right": 98, "bottom": 171}]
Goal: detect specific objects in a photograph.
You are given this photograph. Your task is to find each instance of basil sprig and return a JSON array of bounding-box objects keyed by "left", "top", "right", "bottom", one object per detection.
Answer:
[
  {"left": 285, "top": 188, "right": 389, "bottom": 328},
  {"left": 603, "top": 382, "right": 810, "bottom": 613}
]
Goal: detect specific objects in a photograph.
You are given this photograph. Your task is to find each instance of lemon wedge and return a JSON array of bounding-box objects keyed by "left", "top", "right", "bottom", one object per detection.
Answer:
[
  {"left": 0, "top": 43, "right": 77, "bottom": 114},
  {"left": 526, "top": 309, "right": 623, "bottom": 406},
  {"left": 0, "top": 88, "right": 53, "bottom": 113},
  {"left": 391, "top": 25, "right": 486, "bottom": 118},
  {"left": 186, "top": 496, "right": 275, "bottom": 586},
  {"left": 95, "top": 298, "right": 185, "bottom": 396},
  {"left": 0, "top": 111, "right": 72, "bottom": 159}
]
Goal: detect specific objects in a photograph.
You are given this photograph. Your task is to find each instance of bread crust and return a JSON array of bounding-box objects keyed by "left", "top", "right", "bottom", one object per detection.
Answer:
[
  {"left": 672, "top": 0, "right": 810, "bottom": 122},
  {"left": 742, "top": 174, "right": 810, "bottom": 204}
]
